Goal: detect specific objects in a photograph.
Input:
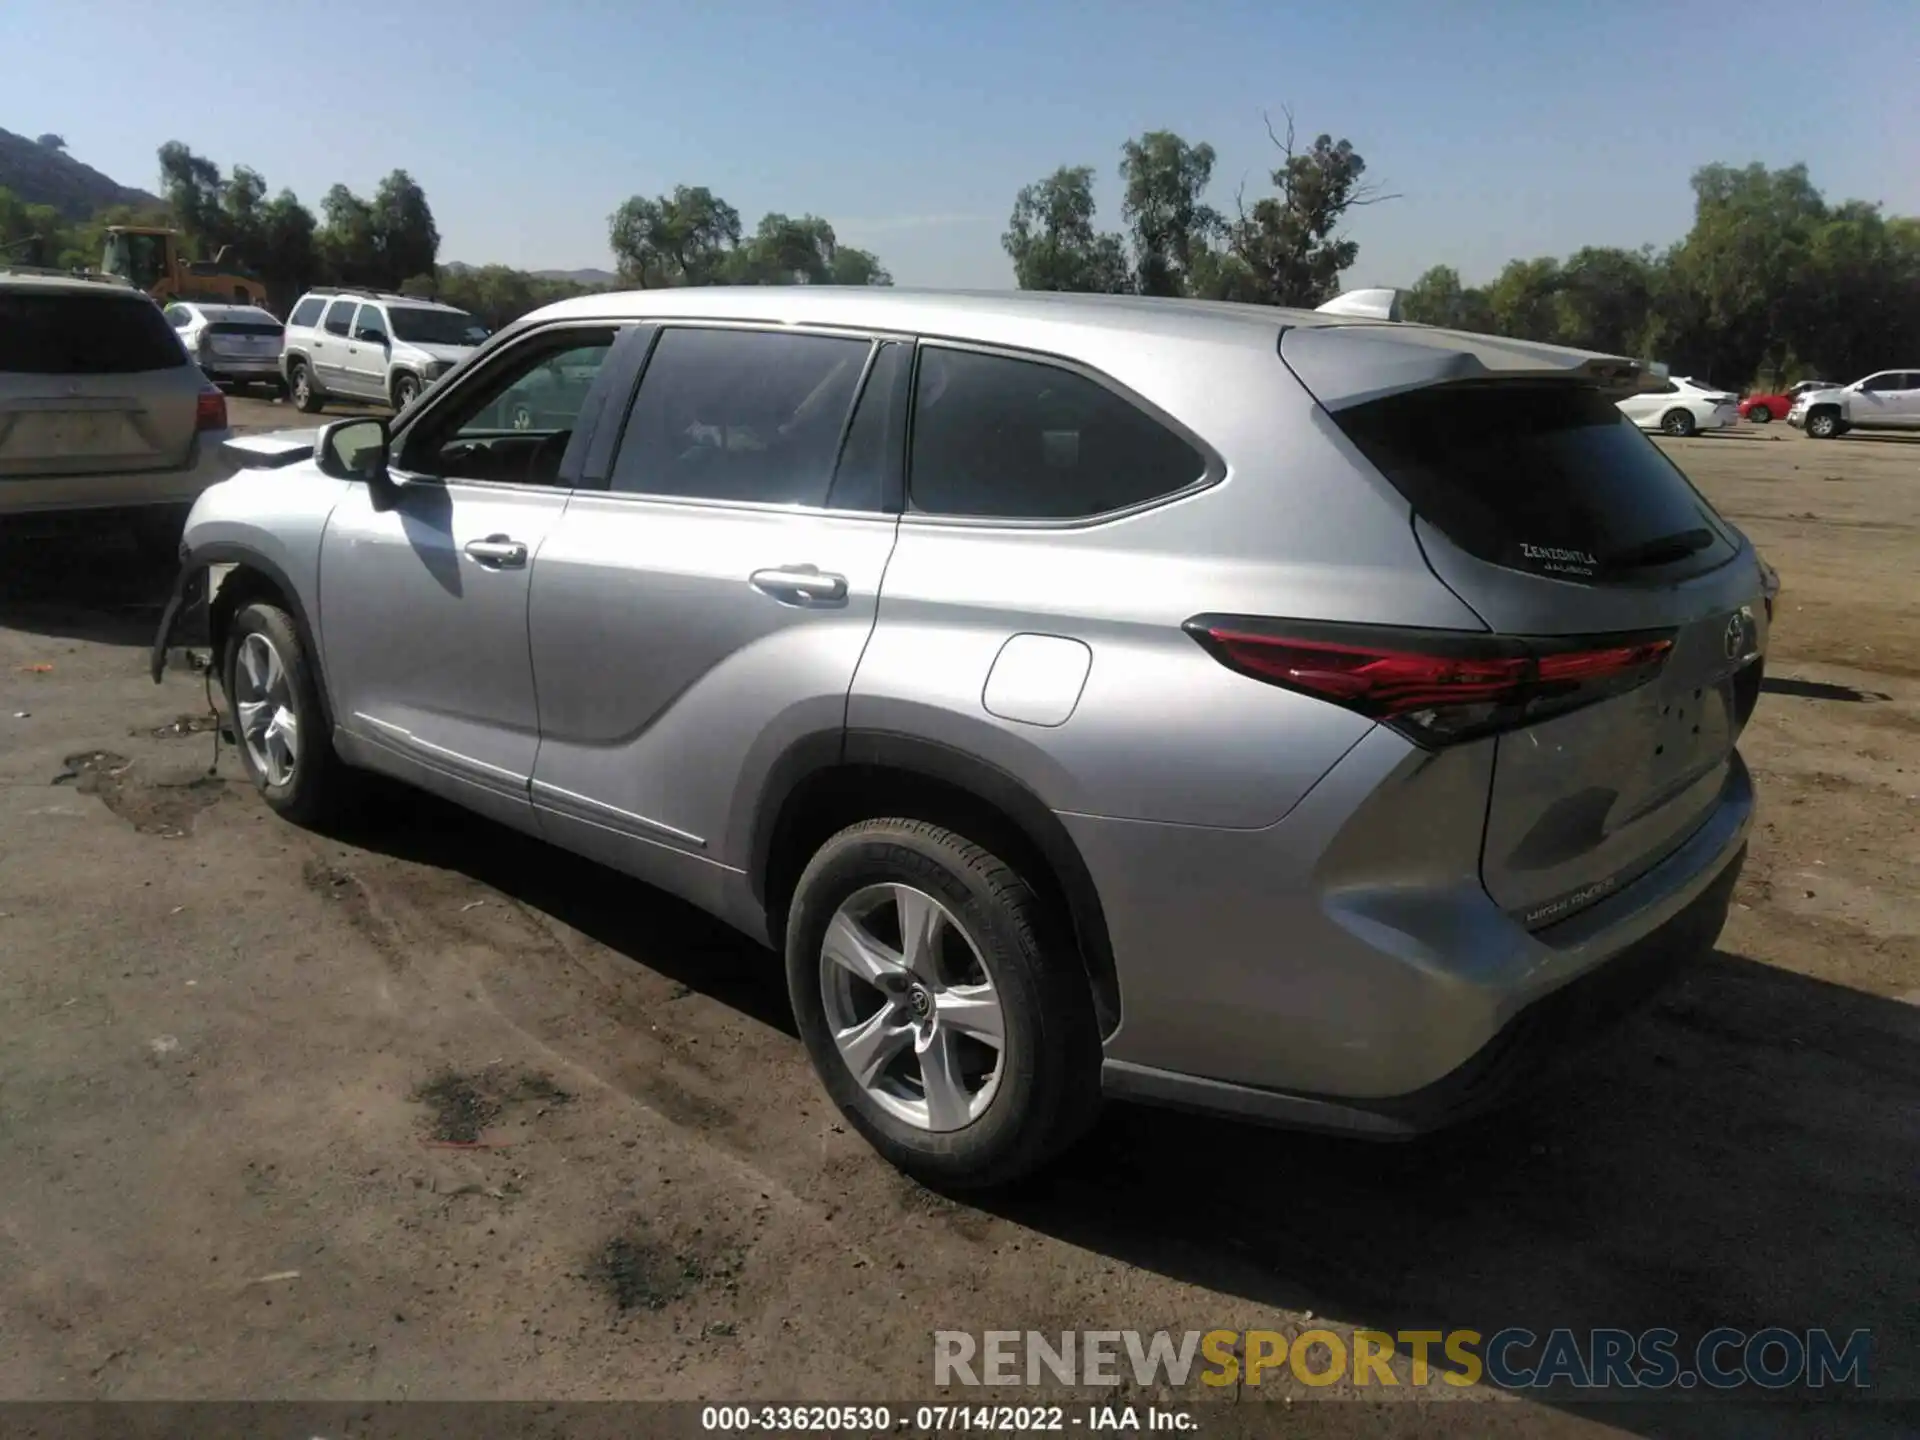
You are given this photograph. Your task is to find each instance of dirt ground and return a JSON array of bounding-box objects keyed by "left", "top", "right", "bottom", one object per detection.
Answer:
[{"left": 0, "top": 422, "right": 1914, "bottom": 1438}]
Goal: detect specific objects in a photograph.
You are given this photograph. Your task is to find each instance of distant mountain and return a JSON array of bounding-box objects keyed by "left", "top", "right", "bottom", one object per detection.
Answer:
[
  {"left": 0, "top": 127, "right": 161, "bottom": 218},
  {"left": 534, "top": 266, "right": 617, "bottom": 285}
]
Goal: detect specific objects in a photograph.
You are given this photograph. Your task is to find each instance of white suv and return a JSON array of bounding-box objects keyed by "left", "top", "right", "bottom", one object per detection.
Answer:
[{"left": 280, "top": 288, "right": 488, "bottom": 415}]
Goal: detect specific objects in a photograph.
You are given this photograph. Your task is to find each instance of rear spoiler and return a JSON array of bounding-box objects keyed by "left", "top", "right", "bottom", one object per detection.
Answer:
[
  {"left": 222, "top": 428, "right": 317, "bottom": 470},
  {"left": 1294, "top": 289, "right": 1655, "bottom": 407}
]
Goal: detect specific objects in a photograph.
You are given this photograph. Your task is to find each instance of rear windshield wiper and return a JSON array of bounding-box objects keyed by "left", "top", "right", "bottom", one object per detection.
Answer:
[{"left": 1605, "top": 527, "right": 1715, "bottom": 570}]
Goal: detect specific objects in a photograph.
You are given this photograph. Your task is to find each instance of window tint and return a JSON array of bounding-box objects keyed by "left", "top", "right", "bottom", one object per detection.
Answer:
[
  {"left": 353, "top": 304, "right": 388, "bottom": 342},
  {"left": 398, "top": 329, "right": 616, "bottom": 487},
  {"left": 322, "top": 300, "right": 357, "bottom": 337},
  {"left": 609, "top": 328, "right": 871, "bottom": 506},
  {"left": 289, "top": 297, "right": 325, "bottom": 328},
  {"left": 390, "top": 307, "right": 487, "bottom": 345},
  {"left": 0, "top": 292, "right": 186, "bottom": 374},
  {"left": 826, "top": 341, "right": 910, "bottom": 513},
  {"left": 908, "top": 347, "right": 1205, "bottom": 520},
  {"left": 1331, "top": 383, "right": 1736, "bottom": 584},
  {"left": 164, "top": 305, "right": 191, "bottom": 328}
]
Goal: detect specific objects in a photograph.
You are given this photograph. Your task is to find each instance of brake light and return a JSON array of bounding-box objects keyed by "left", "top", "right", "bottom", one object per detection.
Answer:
[
  {"left": 1185, "top": 617, "right": 1674, "bottom": 747},
  {"left": 195, "top": 386, "right": 227, "bottom": 432}
]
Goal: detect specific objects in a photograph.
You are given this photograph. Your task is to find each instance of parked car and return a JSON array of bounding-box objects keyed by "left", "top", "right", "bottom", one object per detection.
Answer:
[
  {"left": 1616, "top": 375, "right": 1740, "bottom": 436},
  {"left": 1788, "top": 370, "right": 1920, "bottom": 439},
  {"left": 280, "top": 288, "right": 488, "bottom": 415},
  {"left": 1739, "top": 380, "right": 1836, "bottom": 423},
  {"left": 1, "top": 268, "right": 231, "bottom": 558},
  {"left": 152, "top": 287, "right": 1765, "bottom": 1188},
  {"left": 163, "top": 302, "right": 287, "bottom": 396}
]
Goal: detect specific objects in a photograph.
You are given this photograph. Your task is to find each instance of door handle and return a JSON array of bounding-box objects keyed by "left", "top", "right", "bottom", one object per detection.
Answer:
[
  {"left": 463, "top": 535, "right": 529, "bottom": 568},
  {"left": 750, "top": 564, "right": 848, "bottom": 605}
]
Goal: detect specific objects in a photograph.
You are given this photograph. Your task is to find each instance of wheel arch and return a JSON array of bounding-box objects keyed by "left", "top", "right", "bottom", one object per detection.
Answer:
[
  {"left": 197, "top": 545, "right": 337, "bottom": 736},
  {"left": 751, "top": 729, "right": 1123, "bottom": 1039}
]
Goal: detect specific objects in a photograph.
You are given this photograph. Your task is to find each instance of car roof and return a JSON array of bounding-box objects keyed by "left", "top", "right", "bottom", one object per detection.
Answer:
[
  {"left": 299, "top": 289, "right": 468, "bottom": 313},
  {"left": 524, "top": 285, "right": 1639, "bottom": 403},
  {"left": 0, "top": 269, "right": 149, "bottom": 299}
]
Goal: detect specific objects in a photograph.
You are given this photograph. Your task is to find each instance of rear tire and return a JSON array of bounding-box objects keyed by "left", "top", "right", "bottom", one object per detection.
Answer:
[
  {"left": 1660, "top": 408, "right": 1697, "bottom": 438},
  {"left": 1748, "top": 405, "right": 1771, "bottom": 423},
  {"left": 289, "top": 360, "right": 324, "bottom": 414},
  {"left": 222, "top": 601, "right": 349, "bottom": 827},
  {"left": 785, "top": 819, "right": 1102, "bottom": 1190}
]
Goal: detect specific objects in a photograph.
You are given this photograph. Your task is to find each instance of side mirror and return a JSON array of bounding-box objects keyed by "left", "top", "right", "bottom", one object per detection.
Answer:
[
  {"left": 316, "top": 416, "right": 391, "bottom": 484},
  {"left": 354, "top": 328, "right": 388, "bottom": 346}
]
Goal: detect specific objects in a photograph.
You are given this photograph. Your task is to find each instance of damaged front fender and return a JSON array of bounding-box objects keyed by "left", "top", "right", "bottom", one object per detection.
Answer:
[{"left": 149, "top": 561, "right": 209, "bottom": 683}]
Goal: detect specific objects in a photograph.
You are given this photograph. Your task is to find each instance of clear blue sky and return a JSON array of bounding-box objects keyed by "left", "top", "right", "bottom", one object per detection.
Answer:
[{"left": 6, "top": 0, "right": 1915, "bottom": 288}]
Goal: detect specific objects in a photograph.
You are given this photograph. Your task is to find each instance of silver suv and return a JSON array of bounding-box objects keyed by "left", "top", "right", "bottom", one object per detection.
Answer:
[
  {"left": 152, "top": 287, "right": 1766, "bottom": 1187},
  {"left": 281, "top": 288, "right": 488, "bottom": 415},
  {"left": 2, "top": 269, "right": 232, "bottom": 555}
]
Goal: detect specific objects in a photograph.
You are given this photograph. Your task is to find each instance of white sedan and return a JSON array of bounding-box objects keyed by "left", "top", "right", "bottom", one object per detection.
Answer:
[{"left": 1617, "top": 376, "right": 1740, "bottom": 437}]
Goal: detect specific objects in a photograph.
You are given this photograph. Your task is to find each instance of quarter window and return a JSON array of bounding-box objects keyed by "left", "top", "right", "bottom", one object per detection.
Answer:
[
  {"left": 289, "top": 297, "right": 325, "bottom": 328},
  {"left": 908, "top": 346, "right": 1206, "bottom": 520},
  {"left": 608, "top": 327, "right": 872, "bottom": 507},
  {"left": 322, "top": 300, "right": 357, "bottom": 337}
]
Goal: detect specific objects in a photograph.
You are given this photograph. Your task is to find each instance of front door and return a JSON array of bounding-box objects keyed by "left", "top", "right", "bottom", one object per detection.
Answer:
[
  {"left": 527, "top": 326, "right": 907, "bottom": 901},
  {"left": 318, "top": 321, "right": 624, "bottom": 831}
]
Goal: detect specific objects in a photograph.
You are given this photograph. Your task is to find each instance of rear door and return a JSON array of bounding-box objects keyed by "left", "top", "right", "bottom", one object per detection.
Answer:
[
  {"left": 1301, "top": 355, "right": 1766, "bottom": 929},
  {"left": 526, "top": 325, "right": 903, "bottom": 892},
  {"left": 313, "top": 299, "right": 357, "bottom": 391},
  {"left": 0, "top": 286, "right": 201, "bottom": 493}
]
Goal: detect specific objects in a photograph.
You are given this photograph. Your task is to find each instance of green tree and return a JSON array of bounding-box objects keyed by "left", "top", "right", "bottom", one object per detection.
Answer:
[
  {"left": 607, "top": 185, "right": 742, "bottom": 287},
  {"left": 317, "top": 183, "right": 380, "bottom": 286},
  {"left": 1484, "top": 256, "right": 1563, "bottom": 342},
  {"left": 1001, "top": 165, "right": 1131, "bottom": 293},
  {"left": 827, "top": 246, "right": 892, "bottom": 286},
  {"left": 257, "top": 189, "right": 319, "bottom": 305},
  {"left": 1552, "top": 246, "right": 1657, "bottom": 356},
  {"left": 1217, "top": 111, "right": 1392, "bottom": 307},
  {"left": 157, "top": 140, "right": 228, "bottom": 251},
  {"left": 1401, "top": 264, "right": 1495, "bottom": 332},
  {"left": 371, "top": 169, "right": 440, "bottom": 288},
  {"left": 1118, "top": 131, "right": 1222, "bottom": 296}
]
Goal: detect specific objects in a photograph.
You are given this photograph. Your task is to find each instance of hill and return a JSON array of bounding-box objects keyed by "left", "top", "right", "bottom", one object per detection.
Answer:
[
  {"left": 533, "top": 266, "right": 617, "bottom": 285},
  {"left": 0, "top": 127, "right": 160, "bottom": 218}
]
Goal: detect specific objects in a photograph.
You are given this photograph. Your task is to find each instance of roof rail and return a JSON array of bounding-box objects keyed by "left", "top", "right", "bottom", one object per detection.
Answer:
[
  {"left": 303, "top": 285, "right": 422, "bottom": 303},
  {"left": 1314, "top": 287, "right": 1403, "bottom": 322}
]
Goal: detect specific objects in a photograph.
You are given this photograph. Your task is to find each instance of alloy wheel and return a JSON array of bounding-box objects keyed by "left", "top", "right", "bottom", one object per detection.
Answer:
[
  {"left": 234, "top": 631, "right": 300, "bottom": 787},
  {"left": 819, "top": 883, "right": 1006, "bottom": 1132}
]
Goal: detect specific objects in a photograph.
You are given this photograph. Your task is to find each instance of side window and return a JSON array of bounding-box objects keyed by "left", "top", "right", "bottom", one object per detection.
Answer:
[
  {"left": 353, "top": 304, "right": 388, "bottom": 343},
  {"left": 322, "top": 300, "right": 357, "bottom": 337},
  {"left": 396, "top": 328, "right": 616, "bottom": 487},
  {"left": 608, "top": 327, "right": 871, "bottom": 506},
  {"left": 826, "top": 341, "right": 910, "bottom": 513},
  {"left": 908, "top": 346, "right": 1207, "bottom": 520},
  {"left": 289, "top": 297, "right": 325, "bottom": 328}
]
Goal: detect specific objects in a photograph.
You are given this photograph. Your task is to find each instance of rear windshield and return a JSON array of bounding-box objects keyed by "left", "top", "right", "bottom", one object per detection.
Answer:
[
  {"left": 207, "top": 321, "right": 284, "bottom": 338},
  {"left": 0, "top": 291, "right": 187, "bottom": 375},
  {"left": 1331, "top": 383, "right": 1736, "bottom": 582}
]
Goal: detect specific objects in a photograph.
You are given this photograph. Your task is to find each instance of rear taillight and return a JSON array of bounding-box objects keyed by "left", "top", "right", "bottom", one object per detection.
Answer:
[
  {"left": 195, "top": 386, "right": 227, "bottom": 432},
  {"left": 1185, "top": 617, "right": 1674, "bottom": 747}
]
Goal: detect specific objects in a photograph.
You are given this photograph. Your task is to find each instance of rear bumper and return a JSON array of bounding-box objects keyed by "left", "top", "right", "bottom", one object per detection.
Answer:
[
  {"left": 203, "top": 359, "right": 284, "bottom": 383},
  {"left": 1076, "top": 726, "right": 1755, "bottom": 1134},
  {"left": 0, "top": 429, "right": 235, "bottom": 517}
]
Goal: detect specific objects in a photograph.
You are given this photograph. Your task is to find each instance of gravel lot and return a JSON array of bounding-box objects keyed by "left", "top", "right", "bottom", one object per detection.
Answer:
[{"left": 0, "top": 424, "right": 1914, "bottom": 1437}]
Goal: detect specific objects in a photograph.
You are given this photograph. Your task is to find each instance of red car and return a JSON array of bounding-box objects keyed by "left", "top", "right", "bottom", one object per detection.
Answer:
[{"left": 1741, "top": 379, "right": 1836, "bottom": 422}]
